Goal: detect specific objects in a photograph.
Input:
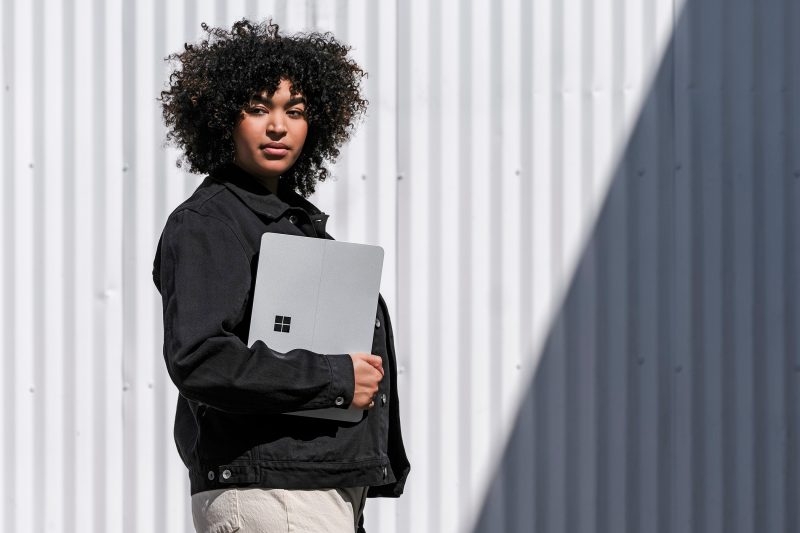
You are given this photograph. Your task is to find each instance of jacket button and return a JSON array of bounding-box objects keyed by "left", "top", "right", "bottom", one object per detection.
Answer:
[
  {"left": 207, "top": 471, "right": 215, "bottom": 481},
  {"left": 222, "top": 469, "right": 231, "bottom": 480},
  {"left": 380, "top": 393, "right": 387, "bottom": 406},
  {"left": 375, "top": 318, "right": 380, "bottom": 328},
  {"left": 335, "top": 396, "right": 345, "bottom": 406},
  {"left": 288, "top": 214, "right": 298, "bottom": 224}
]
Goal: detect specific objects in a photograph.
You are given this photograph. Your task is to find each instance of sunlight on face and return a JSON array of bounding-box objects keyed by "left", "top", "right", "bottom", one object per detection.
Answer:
[{"left": 232, "top": 78, "right": 308, "bottom": 190}]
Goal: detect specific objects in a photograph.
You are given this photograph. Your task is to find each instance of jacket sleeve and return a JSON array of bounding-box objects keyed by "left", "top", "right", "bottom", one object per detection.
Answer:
[{"left": 155, "top": 208, "right": 355, "bottom": 414}]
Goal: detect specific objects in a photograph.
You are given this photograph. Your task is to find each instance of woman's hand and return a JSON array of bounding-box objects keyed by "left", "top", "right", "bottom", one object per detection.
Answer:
[{"left": 349, "top": 352, "right": 384, "bottom": 409}]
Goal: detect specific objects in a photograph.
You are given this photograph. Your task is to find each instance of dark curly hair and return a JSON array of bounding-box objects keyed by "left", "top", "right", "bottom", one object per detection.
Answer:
[{"left": 160, "top": 19, "right": 368, "bottom": 197}]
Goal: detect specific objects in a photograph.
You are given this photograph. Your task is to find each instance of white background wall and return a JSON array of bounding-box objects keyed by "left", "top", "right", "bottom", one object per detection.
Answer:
[{"left": 1, "top": 1, "right": 797, "bottom": 532}]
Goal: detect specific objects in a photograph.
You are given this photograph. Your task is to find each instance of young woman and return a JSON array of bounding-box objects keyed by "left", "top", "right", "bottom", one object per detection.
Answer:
[{"left": 153, "top": 19, "right": 409, "bottom": 533}]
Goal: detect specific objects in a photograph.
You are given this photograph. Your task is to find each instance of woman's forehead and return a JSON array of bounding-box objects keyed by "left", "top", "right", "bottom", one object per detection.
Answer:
[{"left": 252, "top": 78, "right": 303, "bottom": 98}]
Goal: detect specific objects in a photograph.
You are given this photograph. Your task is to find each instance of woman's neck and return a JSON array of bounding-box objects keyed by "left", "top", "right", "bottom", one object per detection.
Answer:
[{"left": 232, "top": 162, "right": 279, "bottom": 195}]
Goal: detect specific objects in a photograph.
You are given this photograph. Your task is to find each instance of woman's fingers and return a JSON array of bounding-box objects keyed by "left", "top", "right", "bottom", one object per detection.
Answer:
[
  {"left": 351, "top": 352, "right": 384, "bottom": 376},
  {"left": 367, "top": 354, "right": 384, "bottom": 375},
  {"left": 349, "top": 353, "right": 384, "bottom": 409}
]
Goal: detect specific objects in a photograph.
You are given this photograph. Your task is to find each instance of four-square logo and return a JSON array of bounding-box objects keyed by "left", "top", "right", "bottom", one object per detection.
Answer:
[{"left": 274, "top": 315, "right": 291, "bottom": 333}]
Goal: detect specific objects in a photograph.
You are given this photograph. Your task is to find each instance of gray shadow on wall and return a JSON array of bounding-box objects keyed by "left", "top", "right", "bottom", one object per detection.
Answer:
[{"left": 473, "top": 0, "right": 799, "bottom": 532}]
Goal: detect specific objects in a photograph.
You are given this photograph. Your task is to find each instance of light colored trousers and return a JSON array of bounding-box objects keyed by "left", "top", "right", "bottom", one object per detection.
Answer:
[{"left": 191, "top": 486, "right": 368, "bottom": 533}]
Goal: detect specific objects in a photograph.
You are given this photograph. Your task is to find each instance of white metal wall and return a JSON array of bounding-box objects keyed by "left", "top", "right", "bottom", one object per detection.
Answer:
[
  {"left": 1, "top": 1, "right": 797, "bottom": 533},
  {"left": 472, "top": 0, "right": 800, "bottom": 532}
]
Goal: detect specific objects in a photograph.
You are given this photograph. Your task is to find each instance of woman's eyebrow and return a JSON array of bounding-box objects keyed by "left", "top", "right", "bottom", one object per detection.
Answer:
[
  {"left": 250, "top": 94, "right": 270, "bottom": 105},
  {"left": 286, "top": 96, "right": 306, "bottom": 106},
  {"left": 249, "top": 95, "right": 306, "bottom": 106}
]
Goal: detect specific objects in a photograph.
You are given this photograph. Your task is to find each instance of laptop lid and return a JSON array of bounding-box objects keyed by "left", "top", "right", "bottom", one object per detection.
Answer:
[{"left": 248, "top": 232, "right": 384, "bottom": 422}]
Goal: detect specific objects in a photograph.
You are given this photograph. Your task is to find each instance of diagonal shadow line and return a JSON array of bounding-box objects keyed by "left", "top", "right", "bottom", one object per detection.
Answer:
[{"left": 471, "top": 0, "right": 799, "bottom": 531}]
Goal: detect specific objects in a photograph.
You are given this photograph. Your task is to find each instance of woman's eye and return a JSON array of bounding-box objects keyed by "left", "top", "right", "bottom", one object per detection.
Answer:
[
  {"left": 247, "top": 106, "right": 267, "bottom": 115},
  {"left": 287, "top": 109, "right": 306, "bottom": 118}
]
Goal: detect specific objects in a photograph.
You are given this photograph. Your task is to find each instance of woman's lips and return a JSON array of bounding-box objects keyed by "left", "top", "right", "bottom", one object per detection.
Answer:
[{"left": 262, "top": 143, "right": 289, "bottom": 156}]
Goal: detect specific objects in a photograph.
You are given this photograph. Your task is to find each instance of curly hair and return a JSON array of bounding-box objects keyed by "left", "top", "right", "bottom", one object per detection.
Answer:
[{"left": 160, "top": 19, "right": 368, "bottom": 197}]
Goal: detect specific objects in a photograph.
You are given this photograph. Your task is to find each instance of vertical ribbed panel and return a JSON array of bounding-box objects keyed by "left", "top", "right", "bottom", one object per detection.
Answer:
[
  {"left": 474, "top": 1, "right": 800, "bottom": 533},
  {"left": 1, "top": 1, "right": 798, "bottom": 532}
]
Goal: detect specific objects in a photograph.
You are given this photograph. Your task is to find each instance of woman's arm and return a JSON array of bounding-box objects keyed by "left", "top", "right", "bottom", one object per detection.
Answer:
[{"left": 155, "top": 208, "right": 355, "bottom": 414}]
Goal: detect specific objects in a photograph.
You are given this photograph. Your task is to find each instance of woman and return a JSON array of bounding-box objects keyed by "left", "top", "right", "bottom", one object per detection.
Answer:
[{"left": 153, "top": 19, "right": 409, "bottom": 533}]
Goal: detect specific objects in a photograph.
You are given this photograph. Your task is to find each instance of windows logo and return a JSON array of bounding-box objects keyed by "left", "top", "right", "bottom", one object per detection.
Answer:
[{"left": 274, "top": 315, "right": 291, "bottom": 333}]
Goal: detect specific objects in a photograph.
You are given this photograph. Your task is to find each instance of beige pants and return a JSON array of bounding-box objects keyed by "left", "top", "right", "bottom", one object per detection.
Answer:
[{"left": 191, "top": 486, "right": 368, "bottom": 533}]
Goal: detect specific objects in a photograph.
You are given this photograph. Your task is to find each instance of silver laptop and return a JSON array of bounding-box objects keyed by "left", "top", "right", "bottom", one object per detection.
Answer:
[{"left": 248, "top": 232, "right": 384, "bottom": 422}]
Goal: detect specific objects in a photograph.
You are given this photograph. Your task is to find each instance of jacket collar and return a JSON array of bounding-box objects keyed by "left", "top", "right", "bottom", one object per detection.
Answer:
[
  {"left": 210, "top": 163, "right": 326, "bottom": 218},
  {"left": 210, "top": 164, "right": 330, "bottom": 234}
]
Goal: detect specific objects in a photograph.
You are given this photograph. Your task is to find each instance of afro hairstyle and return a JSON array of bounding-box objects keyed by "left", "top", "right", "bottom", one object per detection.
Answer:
[{"left": 160, "top": 18, "right": 368, "bottom": 197}]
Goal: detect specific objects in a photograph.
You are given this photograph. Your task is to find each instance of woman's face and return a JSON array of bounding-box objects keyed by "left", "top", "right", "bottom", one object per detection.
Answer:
[{"left": 232, "top": 78, "right": 309, "bottom": 185}]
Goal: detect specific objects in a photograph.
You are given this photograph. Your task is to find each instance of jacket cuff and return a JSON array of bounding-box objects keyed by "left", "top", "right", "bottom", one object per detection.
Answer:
[{"left": 326, "top": 353, "right": 355, "bottom": 409}]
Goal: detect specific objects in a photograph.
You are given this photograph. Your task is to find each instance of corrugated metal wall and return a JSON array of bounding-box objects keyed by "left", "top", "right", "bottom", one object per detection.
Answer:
[
  {"left": 473, "top": 0, "right": 800, "bottom": 532},
  {"left": 1, "top": 1, "right": 797, "bottom": 533}
]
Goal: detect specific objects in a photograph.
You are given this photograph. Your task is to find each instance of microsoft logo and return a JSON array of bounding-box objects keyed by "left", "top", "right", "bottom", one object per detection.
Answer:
[{"left": 274, "top": 315, "right": 291, "bottom": 333}]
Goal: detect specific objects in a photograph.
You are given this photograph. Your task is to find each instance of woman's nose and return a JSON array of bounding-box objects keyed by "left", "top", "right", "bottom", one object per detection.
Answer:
[{"left": 267, "top": 114, "right": 287, "bottom": 134}]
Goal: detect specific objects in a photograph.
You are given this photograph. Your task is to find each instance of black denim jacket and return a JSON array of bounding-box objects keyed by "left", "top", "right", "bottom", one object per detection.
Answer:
[{"left": 152, "top": 164, "right": 409, "bottom": 499}]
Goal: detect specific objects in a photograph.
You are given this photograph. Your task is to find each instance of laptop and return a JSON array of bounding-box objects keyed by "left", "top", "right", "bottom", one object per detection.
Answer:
[{"left": 248, "top": 232, "right": 384, "bottom": 422}]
